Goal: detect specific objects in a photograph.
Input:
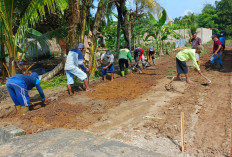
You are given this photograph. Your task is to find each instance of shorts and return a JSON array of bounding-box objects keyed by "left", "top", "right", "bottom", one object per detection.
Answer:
[
  {"left": 65, "top": 67, "right": 87, "bottom": 85},
  {"left": 176, "top": 58, "right": 188, "bottom": 74},
  {"left": 101, "top": 64, "right": 115, "bottom": 75}
]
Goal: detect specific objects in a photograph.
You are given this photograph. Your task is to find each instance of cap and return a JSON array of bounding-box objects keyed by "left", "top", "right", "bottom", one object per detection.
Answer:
[
  {"left": 221, "top": 33, "right": 224, "bottom": 36},
  {"left": 192, "top": 32, "right": 197, "bottom": 35},
  {"left": 77, "top": 43, "right": 85, "bottom": 49},
  {"left": 106, "top": 50, "right": 112, "bottom": 56},
  {"left": 30, "top": 72, "right": 39, "bottom": 79},
  {"left": 211, "top": 34, "right": 217, "bottom": 39},
  {"left": 150, "top": 47, "right": 154, "bottom": 51}
]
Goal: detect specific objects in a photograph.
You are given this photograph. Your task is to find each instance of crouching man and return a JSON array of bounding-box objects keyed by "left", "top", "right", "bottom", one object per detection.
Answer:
[
  {"left": 65, "top": 43, "right": 93, "bottom": 95},
  {"left": 6, "top": 72, "right": 47, "bottom": 114},
  {"left": 100, "top": 50, "right": 115, "bottom": 81},
  {"left": 176, "top": 46, "right": 203, "bottom": 84}
]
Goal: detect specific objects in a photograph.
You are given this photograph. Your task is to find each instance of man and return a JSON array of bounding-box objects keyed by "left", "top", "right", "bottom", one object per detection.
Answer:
[
  {"left": 209, "top": 35, "right": 225, "bottom": 71},
  {"left": 118, "top": 47, "right": 132, "bottom": 77},
  {"left": 100, "top": 50, "right": 115, "bottom": 81},
  {"left": 219, "top": 33, "right": 226, "bottom": 51},
  {"left": 134, "top": 47, "right": 146, "bottom": 73},
  {"left": 6, "top": 72, "right": 47, "bottom": 114},
  {"left": 64, "top": 43, "right": 92, "bottom": 95},
  {"left": 147, "top": 46, "right": 156, "bottom": 65},
  {"left": 176, "top": 46, "right": 203, "bottom": 84},
  {"left": 189, "top": 32, "right": 202, "bottom": 67}
]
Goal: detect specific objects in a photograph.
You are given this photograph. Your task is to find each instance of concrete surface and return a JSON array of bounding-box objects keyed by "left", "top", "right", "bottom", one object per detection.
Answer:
[
  {"left": 0, "top": 129, "right": 167, "bottom": 157},
  {"left": 0, "top": 125, "right": 25, "bottom": 145}
]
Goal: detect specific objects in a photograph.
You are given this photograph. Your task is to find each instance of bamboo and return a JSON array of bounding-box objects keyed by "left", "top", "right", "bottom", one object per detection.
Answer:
[
  {"left": 3, "top": 63, "right": 10, "bottom": 78},
  {"left": 181, "top": 112, "right": 185, "bottom": 152}
]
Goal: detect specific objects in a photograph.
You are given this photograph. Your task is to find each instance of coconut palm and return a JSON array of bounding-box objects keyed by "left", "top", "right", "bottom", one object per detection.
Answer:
[{"left": 0, "top": 0, "right": 68, "bottom": 76}]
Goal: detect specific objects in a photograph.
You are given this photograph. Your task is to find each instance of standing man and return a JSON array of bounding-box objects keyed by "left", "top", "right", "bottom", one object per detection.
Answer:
[
  {"left": 219, "top": 33, "right": 226, "bottom": 51},
  {"left": 64, "top": 43, "right": 92, "bottom": 95},
  {"left": 100, "top": 50, "right": 115, "bottom": 81},
  {"left": 209, "top": 35, "right": 225, "bottom": 71},
  {"left": 118, "top": 47, "right": 132, "bottom": 77},
  {"left": 189, "top": 32, "right": 202, "bottom": 67},
  {"left": 175, "top": 46, "right": 203, "bottom": 84},
  {"left": 6, "top": 72, "right": 48, "bottom": 114},
  {"left": 134, "top": 47, "right": 146, "bottom": 73},
  {"left": 147, "top": 46, "right": 156, "bottom": 65}
]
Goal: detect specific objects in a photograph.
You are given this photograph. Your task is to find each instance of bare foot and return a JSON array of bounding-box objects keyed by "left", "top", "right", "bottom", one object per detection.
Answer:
[
  {"left": 111, "top": 79, "right": 113, "bottom": 81},
  {"left": 86, "top": 88, "right": 94, "bottom": 92},
  {"left": 186, "top": 79, "right": 193, "bottom": 84}
]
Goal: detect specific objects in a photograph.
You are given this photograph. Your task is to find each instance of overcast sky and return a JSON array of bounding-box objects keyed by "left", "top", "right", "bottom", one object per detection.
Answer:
[{"left": 158, "top": 0, "right": 220, "bottom": 20}]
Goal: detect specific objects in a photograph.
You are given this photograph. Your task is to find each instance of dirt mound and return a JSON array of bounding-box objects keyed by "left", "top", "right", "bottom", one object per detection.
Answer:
[{"left": 88, "top": 70, "right": 156, "bottom": 101}]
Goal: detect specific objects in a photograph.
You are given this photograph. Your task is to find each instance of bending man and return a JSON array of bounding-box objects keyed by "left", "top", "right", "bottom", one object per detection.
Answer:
[
  {"left": 119, "top": 47, "right": 132, "bottom": 77},
  {"left": 6, "top": 72, "right": 47, "bottom": 114},
  {"left": 64, "top": 43, "right": 92, "bottom": 95}
]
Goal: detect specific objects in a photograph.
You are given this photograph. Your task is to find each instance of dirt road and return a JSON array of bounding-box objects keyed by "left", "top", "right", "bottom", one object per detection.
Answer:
[{"left": 0, "top": 46, "right": 231, "bottom": 156}]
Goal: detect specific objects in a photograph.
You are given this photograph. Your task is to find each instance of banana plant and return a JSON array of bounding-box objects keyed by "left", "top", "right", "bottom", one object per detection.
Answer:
[{"left": 0, "top": 0, "right": 68, "bottom": 76}]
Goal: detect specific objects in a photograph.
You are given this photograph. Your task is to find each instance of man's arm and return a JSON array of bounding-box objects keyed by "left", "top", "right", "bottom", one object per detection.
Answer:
[
  {"left": 128, "top": 51, "right": 132, "bottom": 63},
  {"left": 35, "top": 79, "right": 46, "bottom": 102},
  {"left": 214, "top": 45, "right": 222, "bottom": 56},
  {"left": 189, "top": 35, "right": 193, "bottom": 43}
]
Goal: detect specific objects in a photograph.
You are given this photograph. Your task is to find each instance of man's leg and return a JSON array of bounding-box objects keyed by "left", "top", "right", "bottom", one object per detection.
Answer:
[
  {"left": 119, "top": 59, "right": 125, "bottom": 77},
  {"left": 108, "top": 64, "right": 115, "bottom": 81},
  {"left": 152, "top": 55, "right": 155, "bottom": 65},
  {"left": 125, "top": 60, "right": 129, "bottom": 75},
  {"left": 185, "top": 74, "right": 193, "bottom": 84},
  {"left": 141, "top": 55, "right": 146, "bottom": 69},
  {"left": 7, "top": 84, "right": 21, "bottom": 113},
  {"left": 15, "top": 83, "right": 30, "bottom": 114},
  {"left": 65, "top": 71, "right": 74, "bottom": 95},
  {"left": 101, "top": 65, "right": 107, "bottom": 81},
  {"left": 218, "top": 52, "right": 225, "bottom": 71}
]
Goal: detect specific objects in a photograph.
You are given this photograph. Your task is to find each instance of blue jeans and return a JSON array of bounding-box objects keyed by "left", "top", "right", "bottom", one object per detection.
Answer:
[
  {"left": 210, "top": 52, "right": 223, "bottom": 65},
  {"left": 101, "top": 64, "right": 115, "bottom": 75}
]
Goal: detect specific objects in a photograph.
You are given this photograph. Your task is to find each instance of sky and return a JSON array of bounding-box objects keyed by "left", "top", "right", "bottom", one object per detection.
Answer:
[{"left": 157, "top": 0, "right": 220, "bottom": 20}]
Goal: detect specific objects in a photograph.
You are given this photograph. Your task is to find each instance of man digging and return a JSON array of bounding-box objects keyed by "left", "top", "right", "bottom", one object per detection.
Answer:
[
  {"left": 147, "top": 46, "right": 156, "bottom": 65},
  {"left": 175, "top": 46, "right": 204, "bottom": 84},
  {"left": 100, "top": 50, "right": 115, "bottom": 81},
  {"left": 6, "top": 72, "right": 48, "bottom": 114},
  {"left": 64, "top": 43, "right": 93, "bottom": 95},
  {"left": 134, "top": 47, "right": 146, "bottom": 73},
  {"left": 118, "top": 47, "right": 132, "bottom": 77}
]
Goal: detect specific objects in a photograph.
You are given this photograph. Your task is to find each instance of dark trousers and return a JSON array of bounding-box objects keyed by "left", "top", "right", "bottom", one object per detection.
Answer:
[{"left": 119, "top": 59, "right": 129, "bottom": 71}]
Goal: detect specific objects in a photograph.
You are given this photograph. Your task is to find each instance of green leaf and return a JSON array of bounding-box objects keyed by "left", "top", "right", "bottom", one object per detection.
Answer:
[{"left": 158, "top": 9, "right": 167, "bottom": 27}]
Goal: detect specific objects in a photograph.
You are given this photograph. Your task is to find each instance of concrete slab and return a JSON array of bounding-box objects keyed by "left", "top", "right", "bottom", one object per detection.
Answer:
[
  {"left": 0, "top": 125, "right": 25, "bottom": 145},
  {"left": 0, "top": 129, "right": 167, "bottom": 157}
]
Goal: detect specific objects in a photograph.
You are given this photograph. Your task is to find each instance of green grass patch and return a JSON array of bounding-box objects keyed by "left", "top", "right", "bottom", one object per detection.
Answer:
[
  {"left": 167, "top": 69, "right": 174, "bottom": 76},
  {"left": 39, "top": 74, "right": 83, "bottom": 89}
]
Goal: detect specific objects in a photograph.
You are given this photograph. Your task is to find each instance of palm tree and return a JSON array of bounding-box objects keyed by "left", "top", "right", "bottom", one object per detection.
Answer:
[{"left": 0, "top": 0, "right": 68, "bottom": 76}]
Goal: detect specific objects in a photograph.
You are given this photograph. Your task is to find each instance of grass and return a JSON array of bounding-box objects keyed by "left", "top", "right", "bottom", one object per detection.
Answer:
[{"left": 167, "top": 69, "right": 174, "bottom": 76}]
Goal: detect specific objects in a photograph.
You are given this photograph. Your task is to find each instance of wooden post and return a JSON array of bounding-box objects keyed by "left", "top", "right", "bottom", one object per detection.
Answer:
[{"left": 181, "top": 112, "right": 185, "bottom": 152}]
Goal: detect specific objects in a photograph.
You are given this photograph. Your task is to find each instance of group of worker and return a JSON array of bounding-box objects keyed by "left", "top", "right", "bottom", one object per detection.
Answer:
[{"left": 6, "top": 32, "right": 226, "bottom": 114}]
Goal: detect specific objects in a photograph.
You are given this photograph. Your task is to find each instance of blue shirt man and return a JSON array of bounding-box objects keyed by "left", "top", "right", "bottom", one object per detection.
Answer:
[
  {"left": 219, "top": 33, "right": 226, "bottom": 51},
  {"left": 6, "top": 72, "right": 47, "bottom": 114}
]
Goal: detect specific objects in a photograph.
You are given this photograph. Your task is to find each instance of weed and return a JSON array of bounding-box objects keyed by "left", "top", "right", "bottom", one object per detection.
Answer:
[
  {"left": 97, "top": 117, "right": 101, "bottom": 121},
  {"left": 167, "top": 69, "right": 174, "bottom": 76}
]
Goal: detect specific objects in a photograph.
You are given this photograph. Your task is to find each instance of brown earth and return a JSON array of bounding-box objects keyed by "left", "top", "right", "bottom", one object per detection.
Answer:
[{"left": 0, "top": 46, "right": 231, "bottom": 156}]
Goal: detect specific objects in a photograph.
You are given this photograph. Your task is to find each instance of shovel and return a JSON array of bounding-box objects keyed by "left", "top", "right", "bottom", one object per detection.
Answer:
[{"left": 201, "top": 74, "right": 212, "bottom": 84}]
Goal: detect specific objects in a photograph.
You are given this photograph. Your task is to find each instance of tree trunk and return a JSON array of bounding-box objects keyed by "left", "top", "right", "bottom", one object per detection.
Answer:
[
  {"left": 80, "top": 2, "right": 88, "bottom": 43},
  {"left": 116, "top": 3, "right": 121, "bottom": 57},
  {"left": 41, "top": 62, "right": 64, "bottom": 81},
  {"left": 90, "top": 0, "right": 105, "bottom": 75},
  {"left": 67, "top": 0, "right": 80, "bottom": 49}
]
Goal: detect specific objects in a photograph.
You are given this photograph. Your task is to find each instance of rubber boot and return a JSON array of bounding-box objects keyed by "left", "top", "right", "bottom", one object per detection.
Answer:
[
  {"left": 142, "top": 63, "right": 146, "bottom": 69},
  {"left": 125, "top": 68, "right": 129, "bottom": 75},
  {"left": 21, "top": 106, "right": 29, "bottom": 114},
  {"left": 197, "top": 61, "right": 200, "bottom": 67},
  {"left": 152, "top": 59, "right": 156, "bottom": 65},
  {"left": 219, "top": 64, "right": 225, "bottom": 72},
  {"left": 15, "top": 106, "right": 21, "bottom": 114},
  {"left": 121, "top": 71, "right": 125, "bottom": 77}
]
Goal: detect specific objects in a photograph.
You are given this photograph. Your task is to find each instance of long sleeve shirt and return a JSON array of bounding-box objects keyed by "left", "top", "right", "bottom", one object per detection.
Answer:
[
  {"left": 119, "top": 48, "right": 132, "bottom": 63},
  {"left": 134, "top": 48, "right": 144, "bottom": 61},
  {"left": 12, "top": 74, "right": 45, "bottom": 100},
  {"left": 64, "top": 48, "right": 87, "bottom": 71},
  {"left": 176, "top": 49, "right": 200, "bottom": 71},
  {"left": 100, "top": 53, "right": 114, "bottom": 65}
]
